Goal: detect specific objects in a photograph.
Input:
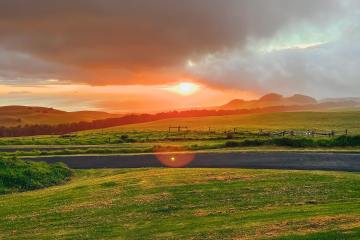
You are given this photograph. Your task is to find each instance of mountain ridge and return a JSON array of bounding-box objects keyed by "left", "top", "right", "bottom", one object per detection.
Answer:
[{"left": 220, "top": 93, "right": 318, "bottom": 110}]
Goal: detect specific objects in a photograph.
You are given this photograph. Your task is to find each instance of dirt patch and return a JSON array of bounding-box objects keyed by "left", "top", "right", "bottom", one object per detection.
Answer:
[
  {"left": 134, "top": 192, "right": 172, "bottom": 204},
  {"left": 4, "top": 212, "right": 42, "bottom": 221},
  {"left": 193, "top": 208, "right": 236, "bottom": 217},
  {"left": 56, "top": 199, "right": 114, "bottom": 213},
  {"left": 234, "top": 215, "right": 360, "bottom": 240},
  {"left": 207, "top": 174, "right": 253, "bottom": 182}
]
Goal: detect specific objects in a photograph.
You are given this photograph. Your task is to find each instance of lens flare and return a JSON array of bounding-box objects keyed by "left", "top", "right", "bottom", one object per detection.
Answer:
[{"left": 154, "top": 146, "right": 195, "bottom": 167}]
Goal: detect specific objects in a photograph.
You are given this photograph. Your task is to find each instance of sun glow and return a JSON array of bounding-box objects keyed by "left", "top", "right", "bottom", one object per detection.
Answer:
[{"left": 169, "top": 82, "right": 200, "bottom": 96}]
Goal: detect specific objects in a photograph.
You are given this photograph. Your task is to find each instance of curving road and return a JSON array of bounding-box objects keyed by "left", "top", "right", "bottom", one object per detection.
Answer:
[{"left": 22, "top": 152, "right": 360, "bottom": 171}]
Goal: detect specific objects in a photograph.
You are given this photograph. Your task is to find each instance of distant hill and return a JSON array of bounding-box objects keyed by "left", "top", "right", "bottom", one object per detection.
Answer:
[
  {"left": 219, "top": 93, "right": 360, "bottom": 111},
  {"left": 320, "top": 97, "right": 360, "bottom": 104},
  {"left": 0, "top": 106, "right": 121, "bottom": 126},
  {"left": 220, "top": 93, "right": 318, "bottom": 110}
]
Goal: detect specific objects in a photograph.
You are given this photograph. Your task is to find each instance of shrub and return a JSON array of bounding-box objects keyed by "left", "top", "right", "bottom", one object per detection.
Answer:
[
  {"left": 225, "top": 139, "right": 267, "bottom": 148},
  {"left": 224, "top": 141, "right": 241, "bottom": 147},
  {"left": 272, "top": 138, "right": 316, "bottom": 148},
  {"left": 332, "top": 135, "right": 360, "bottom": 147},
  {"left": 226, "top": 133, "right": 234, "bottom": 139},
  {"left": 0, "top": 157, "right": 72, "bottom": 194},
  {"left": 120, "top": 134, "right": 129, "bottom": 141},
  {"left": 317, "top": 139, "right": 333, "bottom": 147},
  {"left": 241, "top": 139, "right": 267, "bottom": 147}
]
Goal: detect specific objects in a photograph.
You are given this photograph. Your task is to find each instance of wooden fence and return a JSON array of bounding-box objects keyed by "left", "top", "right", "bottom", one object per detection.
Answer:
[
  {"left": 167, "top": 126, "right": 349, "bottom": 138},
  {"left": 257, "top": 129, "right": 348, "bottom": 137}
]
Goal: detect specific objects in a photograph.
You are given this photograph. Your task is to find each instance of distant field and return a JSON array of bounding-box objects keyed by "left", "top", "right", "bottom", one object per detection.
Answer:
[
  {"left": 2, "top": 168, "right": 360, "bottom": 239},
  {"left": 0, "top": 111, "right": 359, "bottom": 152},
  {"left": 95, "top": 111, "right": 360, "bottom": 134}
]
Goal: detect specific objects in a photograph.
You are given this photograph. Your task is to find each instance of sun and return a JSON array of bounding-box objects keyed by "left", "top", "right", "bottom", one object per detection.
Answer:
[{"left": 170, "top": 82, "right": 199, "bottom": 96}]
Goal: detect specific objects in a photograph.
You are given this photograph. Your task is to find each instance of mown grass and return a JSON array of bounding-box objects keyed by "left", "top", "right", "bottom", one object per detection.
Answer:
[
  {"left": 1, "top": 169, "right": 360, "bottom": 239},
  {"left": 0, "top": 157, "right": 72, "bottom": 194}
]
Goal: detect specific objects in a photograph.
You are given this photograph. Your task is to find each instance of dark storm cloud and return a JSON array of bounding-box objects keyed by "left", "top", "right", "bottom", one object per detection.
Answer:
[
  {"left": 189, "top": 40, "right": 360, "bottom": 98},
  {"left": 0, "top": 0, "right": 341, "bottom": 85},
  {"left": 184, "top": 0, "right": 360, "bottom": 98}
]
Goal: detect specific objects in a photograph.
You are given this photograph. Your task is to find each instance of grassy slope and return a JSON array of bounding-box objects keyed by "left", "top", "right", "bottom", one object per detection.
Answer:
[
  {"left": 96, "top": 111, "right": 360, "bottom": 134},
  {"left": 1, "top": 169, "right": 360, "bottom": 239},
  {"left": 21, "top": 111, "right": 119, "bottom": 125},
  {"left": 0, "top": 107, "right": 120, "bottom": 126}
]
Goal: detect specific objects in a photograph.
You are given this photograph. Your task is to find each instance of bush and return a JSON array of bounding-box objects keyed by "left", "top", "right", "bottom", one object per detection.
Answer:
[
  {"left": 120, "top": 134, "right": 129, "bottom": 141},
  {"left": 272, "top": 138, "right": 316, "bottom": 148},
  {"left": 226, "top": 133, "right": 234, "bottom": 139},
  {"left": 222, "top": 136, "right": 360, "bottom": 149},
  {"left": 224, "top": 141, "right": 241, "bottom": 147},
  {"left": 224, "top": 139, "right": 267, "bottom": 148},
  {"left": 0, "top": 157, "right": 72, "bottom": 194},
  {"left": 332, "top": 135, "right": 360, "bottom": 147},
  {"left": 241, "top": 139, "right": 267, "bottom": 147}
]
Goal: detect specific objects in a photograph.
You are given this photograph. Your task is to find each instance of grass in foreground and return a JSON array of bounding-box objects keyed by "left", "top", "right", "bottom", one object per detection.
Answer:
[
  {"left": 0, "top": 157, "right": 72, "bottom": 194},
  {"left": 1, "top": 169, "right": 360, "bottom": 239}
]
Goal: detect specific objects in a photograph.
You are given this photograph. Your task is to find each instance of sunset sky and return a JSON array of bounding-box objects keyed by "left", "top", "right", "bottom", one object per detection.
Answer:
[{"left": 1, "top": 0, "right": 360, "bottom": 112}]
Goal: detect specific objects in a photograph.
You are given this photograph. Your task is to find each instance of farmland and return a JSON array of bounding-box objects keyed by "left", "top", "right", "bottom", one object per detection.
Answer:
[
  {"left": 1, "top": 111, "right": 360, "bottom": 239},
  {"left": 0, "top": 111, "right": 359, "bottom": 158}
]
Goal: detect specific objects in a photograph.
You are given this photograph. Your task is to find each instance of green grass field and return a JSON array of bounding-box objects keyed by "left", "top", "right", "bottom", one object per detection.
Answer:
[
  {"left": 1, "top": 111, "right": 359, "bottom": 146},
  {"left": 1, "top": 168, "right": 360, "bottom": 239},
  {"left": 0, "top": 111, "right": 360, "bottom": 158},
  {"left": 96, "top": 111, "right": 360, "bottom": 133}
]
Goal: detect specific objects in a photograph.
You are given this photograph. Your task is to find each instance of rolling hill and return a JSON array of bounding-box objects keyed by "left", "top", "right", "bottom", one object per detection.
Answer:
[
  {"left": 0, "top": 106, "right": 121, "bottom": 127},
  {"left": 220, "top": 93, "right": 317, "bottom": 110}
]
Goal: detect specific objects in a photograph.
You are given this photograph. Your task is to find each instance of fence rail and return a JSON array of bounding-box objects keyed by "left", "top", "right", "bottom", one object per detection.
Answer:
[
  {"left": 167, "top": 126, "right": 349, "bottom": 138},
  {"left": 257, "top": 129, "right": 348, "bottom": 137}
]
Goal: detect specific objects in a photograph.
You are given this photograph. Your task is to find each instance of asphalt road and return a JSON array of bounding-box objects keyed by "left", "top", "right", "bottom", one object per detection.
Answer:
[{"left": 22, "top": 152, "right": 360, "bottom": 171}]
